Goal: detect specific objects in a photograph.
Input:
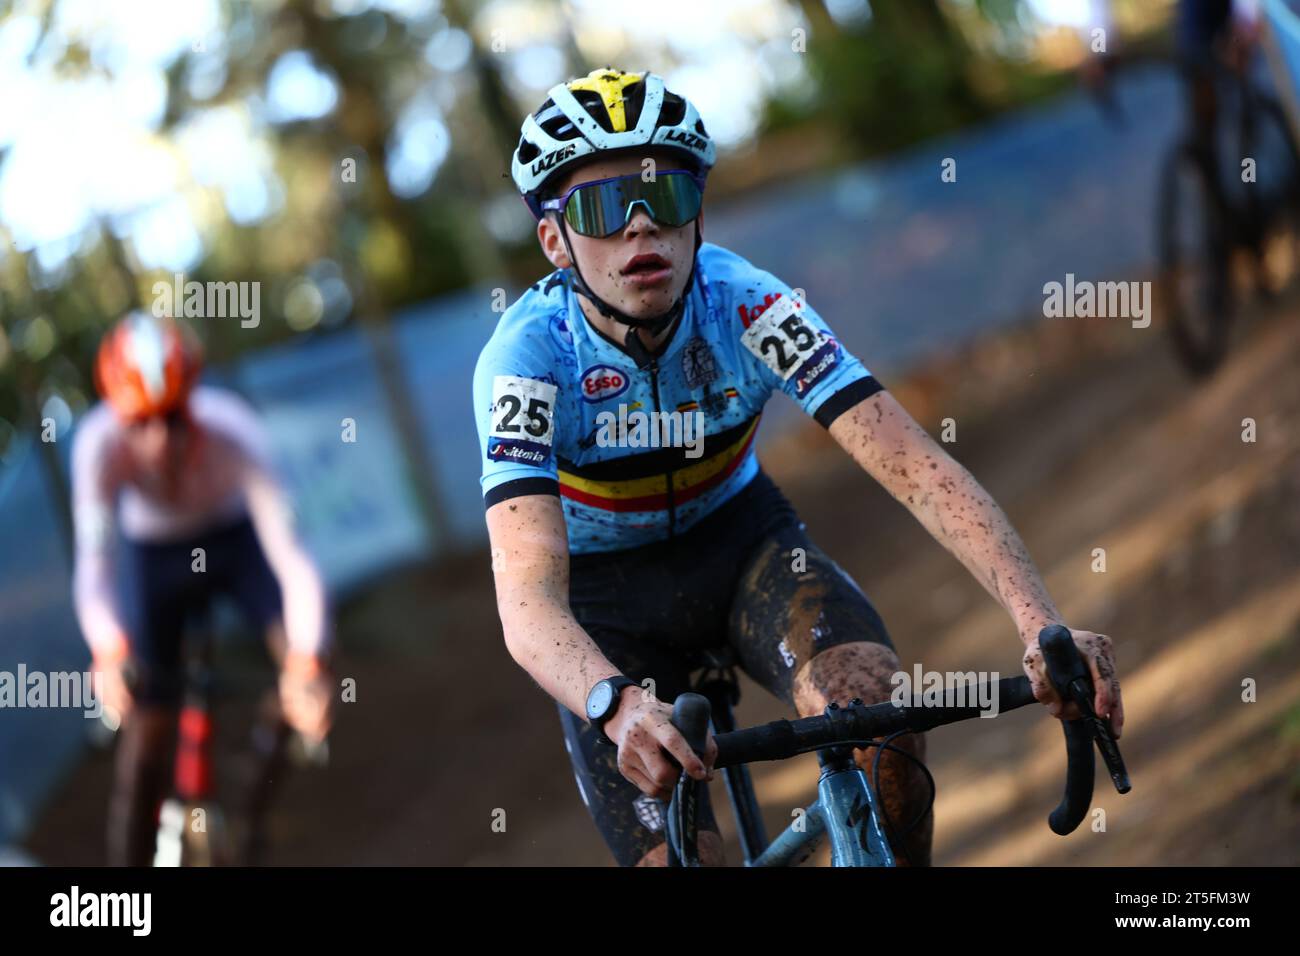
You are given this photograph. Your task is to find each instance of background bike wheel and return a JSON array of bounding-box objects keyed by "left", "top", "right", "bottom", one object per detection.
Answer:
[
  {"left": 1157, "top": 144, "right": 1234, "bottom": 377},
  {"left": 1234, "top": 91, "right": 1300, "bottom": 296}
]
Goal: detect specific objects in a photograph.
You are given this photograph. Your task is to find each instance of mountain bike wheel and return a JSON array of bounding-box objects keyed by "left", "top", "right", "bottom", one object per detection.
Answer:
[
  {"left": 1157, "top": 142, "right": 1234, "bottom": 377},
  {"left": 1235, "top": 90, "right": 1300, "bottom": 295}
]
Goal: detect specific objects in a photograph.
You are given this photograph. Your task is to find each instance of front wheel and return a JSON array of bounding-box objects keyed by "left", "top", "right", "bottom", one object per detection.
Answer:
[{"left": 1156, "top": 143, "right": 1234, "bottom": 377}]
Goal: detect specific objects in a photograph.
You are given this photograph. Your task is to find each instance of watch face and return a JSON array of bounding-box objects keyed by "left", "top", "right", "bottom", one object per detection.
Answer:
[{"left": 587, "top": 681, "right": 613, "bottom": 720}]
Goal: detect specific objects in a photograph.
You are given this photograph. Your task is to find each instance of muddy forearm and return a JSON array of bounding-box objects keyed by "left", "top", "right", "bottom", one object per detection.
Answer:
[
  {"left": 915, "top": 457, "right": 1062, "bottom": 642},
  {"left": 486, "top": 495, "right": 625, "bottom": 715},
  {"left": 497, "top": 589, "right": 621, "bottom": 716},
  {"left": 830, "top": 392, "right": 1061, "bottom": 643}
]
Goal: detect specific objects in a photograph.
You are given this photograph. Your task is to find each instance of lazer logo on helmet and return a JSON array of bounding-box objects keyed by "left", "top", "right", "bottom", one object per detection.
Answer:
[
  {"left": 663, "top": 129, "right": 707, "bottom": 152},
  {"left": 581, "top": 365, "right": 630, "bottom": 402},
  {"left": 532, "top": 143, "right": 578, "bottom": 176}
]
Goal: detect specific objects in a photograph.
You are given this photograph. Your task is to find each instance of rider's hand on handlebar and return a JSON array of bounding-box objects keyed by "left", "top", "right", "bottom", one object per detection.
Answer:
[
  {"left": 1021, "top": 628, "right": 1124, "bottom": 737},
  {"left": 604, "top": 687, "right": 716, "bottom": 801},
  {"left": 278, "top": 651, "right": 333, "bottom": 746}
]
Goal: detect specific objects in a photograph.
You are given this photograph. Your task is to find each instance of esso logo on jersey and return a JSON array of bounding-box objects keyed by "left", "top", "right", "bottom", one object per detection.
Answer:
[{"left": 581, "top": 364, "right": 630, "bottom": 402}]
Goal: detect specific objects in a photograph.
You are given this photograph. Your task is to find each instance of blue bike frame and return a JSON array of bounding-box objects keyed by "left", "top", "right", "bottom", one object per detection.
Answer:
[
  {"left": 682, "top": 662, "right": 897, "bottom": 867},
  {"left": 748, "top": 756, "right": 895, "bottom": 867}
]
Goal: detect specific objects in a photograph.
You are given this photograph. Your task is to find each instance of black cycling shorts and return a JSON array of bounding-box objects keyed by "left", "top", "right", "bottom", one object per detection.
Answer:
[
  {"left": 122, "top": 516, "right": 283, "bottom": 706},
  {"left": 558, "top": 469, "right": 894, "bottom": 866}
]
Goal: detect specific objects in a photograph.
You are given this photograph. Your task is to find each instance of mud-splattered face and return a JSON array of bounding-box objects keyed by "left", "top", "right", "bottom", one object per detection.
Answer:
[{"left": 536, "top": 149, "right": 703, "bottom": 322}]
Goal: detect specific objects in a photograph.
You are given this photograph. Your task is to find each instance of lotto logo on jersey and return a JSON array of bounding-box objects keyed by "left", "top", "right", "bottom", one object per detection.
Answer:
[
  {"left": 580, "top": 364, "right": 630, "bottom": 403},
  {"left": 737, "top": 291, "right": 786, "bottom": 328}
]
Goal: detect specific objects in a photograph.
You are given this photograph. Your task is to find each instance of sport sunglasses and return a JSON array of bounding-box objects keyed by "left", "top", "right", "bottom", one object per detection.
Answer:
[{"left": 541, "top": 169, "right": 706, "bottom": 239}]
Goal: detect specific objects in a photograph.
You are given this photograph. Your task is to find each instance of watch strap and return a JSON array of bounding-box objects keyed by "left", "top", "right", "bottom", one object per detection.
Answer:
[{"left": 591, "top": 676, "right": 638, "bottom": 744}]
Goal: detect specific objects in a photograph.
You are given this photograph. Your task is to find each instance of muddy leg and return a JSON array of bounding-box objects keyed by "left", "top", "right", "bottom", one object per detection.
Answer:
[{"left": 793, "top": 642, "right": 933, "bottom": 866}]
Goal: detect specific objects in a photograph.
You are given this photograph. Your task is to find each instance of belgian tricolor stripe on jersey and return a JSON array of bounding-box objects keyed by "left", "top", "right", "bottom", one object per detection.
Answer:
[
  {"left": 676, "top": 388, "right": 738, "bottom": 414},
  {"left": 557, "top": 415, "right": 759, "bottom": 512}
]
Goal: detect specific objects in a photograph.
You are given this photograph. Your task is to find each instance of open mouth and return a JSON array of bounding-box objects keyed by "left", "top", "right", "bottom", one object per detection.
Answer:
[{"left": 621, "top": 253, "right": 672, "bottom": 276}]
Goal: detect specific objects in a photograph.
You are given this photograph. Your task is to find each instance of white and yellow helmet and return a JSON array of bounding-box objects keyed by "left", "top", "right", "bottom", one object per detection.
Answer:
[{"left": 512, "top": 68, "right": 717, "bottom": 220}]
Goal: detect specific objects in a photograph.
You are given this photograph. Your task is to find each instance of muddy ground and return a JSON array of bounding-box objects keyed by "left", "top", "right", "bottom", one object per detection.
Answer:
[{"left": 24, "top": 296, "right": 1300, "bottom": 866}]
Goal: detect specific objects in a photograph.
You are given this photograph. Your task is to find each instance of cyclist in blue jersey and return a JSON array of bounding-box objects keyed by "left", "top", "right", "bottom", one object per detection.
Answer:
[{"left": 474, "top": 68, "right": 1124, "bottom": 866}]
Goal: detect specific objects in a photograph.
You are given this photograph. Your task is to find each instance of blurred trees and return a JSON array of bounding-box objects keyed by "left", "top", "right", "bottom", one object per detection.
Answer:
[
  {"left": 768, "top": 0, "right": 1076, "bottom": 155},
  {"left": 0, "top": 0, "right": 1170, "bottom": 469}
]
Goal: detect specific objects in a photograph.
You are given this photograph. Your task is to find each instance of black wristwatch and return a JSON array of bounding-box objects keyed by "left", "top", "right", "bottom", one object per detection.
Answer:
[{"left": 586, "top": 676, "right": 638, "bottom": 745}]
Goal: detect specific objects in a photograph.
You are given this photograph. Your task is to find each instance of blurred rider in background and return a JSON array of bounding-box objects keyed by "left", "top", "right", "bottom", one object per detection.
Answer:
[
  {"left": 1078, "top": 0, "right": 1262, "bottom": 146},
  {"left": 71, "top": 312, "right": 332, "bottom": 865}
]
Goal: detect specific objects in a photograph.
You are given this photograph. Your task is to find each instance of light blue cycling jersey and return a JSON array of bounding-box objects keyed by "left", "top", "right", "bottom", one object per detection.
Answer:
[{"left": 472, "top": 241, "right": 883, "bottom": 554}]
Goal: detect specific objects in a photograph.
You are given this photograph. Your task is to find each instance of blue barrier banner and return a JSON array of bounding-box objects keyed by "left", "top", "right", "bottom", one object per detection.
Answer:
[
  {"left": 236, "top": 325, "right": 432, "bottom": 593},
  {"left": 1264, "top": 0, "right": 1300, "bottom": 140},
  {"left": 0, "top": 438, "right": 91, "bottom": 847}
]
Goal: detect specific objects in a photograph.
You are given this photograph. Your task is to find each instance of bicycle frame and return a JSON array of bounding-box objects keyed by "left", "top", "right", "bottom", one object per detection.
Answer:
[
  {"left": 749, "top": 752, "right": 895, "bottom": 867},
  {"left": 690, "top": 663, "right": 895, "bottom": 867}
]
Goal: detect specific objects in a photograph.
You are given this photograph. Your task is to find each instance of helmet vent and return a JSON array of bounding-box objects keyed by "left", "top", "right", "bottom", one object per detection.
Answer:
[
  {"left": 516, "top": 137, "right": 540, "bottom": 164},
  {"left": 659, "top": 92, "right": 686, "bottom": 128},
  {"left": 571, "top": 90, "right": 612, "bottom": 133}
]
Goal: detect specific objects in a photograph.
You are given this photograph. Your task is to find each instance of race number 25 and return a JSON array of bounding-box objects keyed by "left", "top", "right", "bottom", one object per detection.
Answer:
[
  {"left": 490, "top": 376, "right": 558, "bottom": 445},
  {"left": 741, "top": 296, "right": 824, "bottom": 380}
]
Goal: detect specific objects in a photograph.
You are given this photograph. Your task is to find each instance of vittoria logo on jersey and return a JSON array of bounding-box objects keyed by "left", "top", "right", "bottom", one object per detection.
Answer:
[
  {"left": 488, "top": 440, "right": 550, "bottom": 465},
  {"left": 737, "top": 291, "right": 785, "bottom": 328},
  {"left": 792, "top": 339, "right": 841, "bottom": 395},
  {"left": 580, "top": 364, "right": 630, "bottom": 402}
]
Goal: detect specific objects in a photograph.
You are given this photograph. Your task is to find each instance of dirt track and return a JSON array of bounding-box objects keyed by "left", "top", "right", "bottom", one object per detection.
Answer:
[{"left": 24, "top": 299, "right": 1300, "bottom": 866}]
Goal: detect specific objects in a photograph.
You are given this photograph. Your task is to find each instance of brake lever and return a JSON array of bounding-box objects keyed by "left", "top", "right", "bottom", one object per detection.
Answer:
[
  {"left": 666, "top": 693, "right": 712, "bottom": 867},
  {"left": 1039, "top": 625, "right": 1130, "bottom": 794},
  {"left": 1062, "top": 675, "right": 1130, "bottom": 794}
]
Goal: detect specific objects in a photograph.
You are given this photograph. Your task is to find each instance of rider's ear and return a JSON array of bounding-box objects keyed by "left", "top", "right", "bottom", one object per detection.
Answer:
[{"left": 537, "top": 214, "right": 572, "bottom": 270}]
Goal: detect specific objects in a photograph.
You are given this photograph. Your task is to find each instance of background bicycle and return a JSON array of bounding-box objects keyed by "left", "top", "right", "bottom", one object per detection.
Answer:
[{"left": 1156, "top": 52, "right": 1300, "bottom": 375}]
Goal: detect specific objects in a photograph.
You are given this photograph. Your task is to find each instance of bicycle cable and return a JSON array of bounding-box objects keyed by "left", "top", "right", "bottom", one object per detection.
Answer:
[{"left": 782, "top": 734, "right": 937, "bottom": 853}]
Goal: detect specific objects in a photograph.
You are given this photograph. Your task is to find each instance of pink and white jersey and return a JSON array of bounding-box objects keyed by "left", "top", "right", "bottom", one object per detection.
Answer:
[{"left": 71, "top": 386, "right": 328, "bottom": 659}]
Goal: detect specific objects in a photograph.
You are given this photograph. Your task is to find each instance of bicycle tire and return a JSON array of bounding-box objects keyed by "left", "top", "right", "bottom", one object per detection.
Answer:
[
  {"left": 1156, "top": 142, "right": 1234, "bottom": 377},
  {"left": 1238, "top": 91, "right": 1300, "bottom": 294}
]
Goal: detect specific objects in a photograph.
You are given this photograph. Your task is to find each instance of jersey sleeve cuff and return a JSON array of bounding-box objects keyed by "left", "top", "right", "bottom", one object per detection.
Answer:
[
  {"left": 484, "top": 476, "right": 561, "bottom": 510},
  {"left": 812, "top": 375, "right": 885, "bottom": 429}
]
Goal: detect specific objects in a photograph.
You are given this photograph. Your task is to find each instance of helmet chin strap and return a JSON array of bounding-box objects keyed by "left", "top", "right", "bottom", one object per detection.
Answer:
[{"left": 558, "top": 217, "right": 702, "bottom": 370}]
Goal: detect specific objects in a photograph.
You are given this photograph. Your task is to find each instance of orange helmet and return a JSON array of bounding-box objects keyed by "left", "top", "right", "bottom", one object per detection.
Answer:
[{"left": 94, "top": 313, "right": 202, "bottom": 422}]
